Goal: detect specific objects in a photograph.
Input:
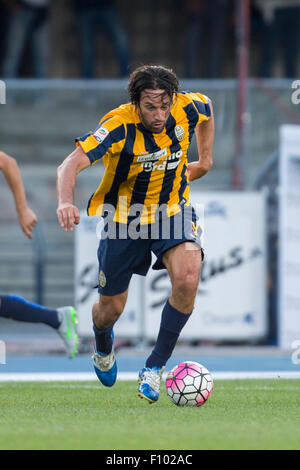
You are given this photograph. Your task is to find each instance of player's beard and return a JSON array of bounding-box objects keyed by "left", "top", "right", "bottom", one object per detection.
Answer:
[
  {"left": 139, "top": 110, "right": 167, "bottom": 134},
  {"left": 150, "top": 122, "right": 165, "bottom": 133},
  {"left": 143, "top": 120, "right": 165, "bottom": 134}
]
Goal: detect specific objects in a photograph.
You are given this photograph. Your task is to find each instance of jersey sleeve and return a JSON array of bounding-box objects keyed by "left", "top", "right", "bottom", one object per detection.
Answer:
[
  {"left": 189, "top": 92, "right": 211, "bottom": 125},
  {"left": 75, "top": 115, "right": 126, "bottom": 164}
]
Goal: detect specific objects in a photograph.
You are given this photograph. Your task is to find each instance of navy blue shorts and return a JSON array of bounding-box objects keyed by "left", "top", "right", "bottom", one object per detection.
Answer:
[{"left": 97, "top": 205, "right": 203, "bottom": 296}]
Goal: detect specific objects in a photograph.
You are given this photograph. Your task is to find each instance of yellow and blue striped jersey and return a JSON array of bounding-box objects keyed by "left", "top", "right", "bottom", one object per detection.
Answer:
[{"left": 76, "top": 91, "right": 211, "bottom": 224}]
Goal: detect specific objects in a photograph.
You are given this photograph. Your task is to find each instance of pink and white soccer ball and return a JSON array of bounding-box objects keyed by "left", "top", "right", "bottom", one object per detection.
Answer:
[{"left": 165, "top": 361, "right": 213, "bottom": 407}]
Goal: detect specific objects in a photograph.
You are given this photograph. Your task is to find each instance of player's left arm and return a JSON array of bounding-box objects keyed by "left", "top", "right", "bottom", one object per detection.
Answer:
[
  {"left": 0, "top": 151, "right": 37, "bottom": 239},
  {"left": 187, "top": 98, "right": 214, "bottom": 181}
]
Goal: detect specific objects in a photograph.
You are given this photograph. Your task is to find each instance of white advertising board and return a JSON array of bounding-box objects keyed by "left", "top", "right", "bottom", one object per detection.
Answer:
[
  {"left": 144, "top": 191, "right": 267, "bottom": 341},
  {"left": 75, "top": 191, "right": 267, "bottom": 341},
  {"left": 279, "top": 125, "right": 300, "bottom": 349}
]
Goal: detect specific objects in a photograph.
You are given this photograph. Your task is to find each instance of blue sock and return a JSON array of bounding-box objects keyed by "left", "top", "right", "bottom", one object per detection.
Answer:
[
  {"left": 146, "top": 300, "right": 192, "bottom": 368},
  {"left": 93, "top": 322, "right": 114, "bottom": 355},
  {"left": 0, "top": 295, "right": 60, "bottom": 329}
]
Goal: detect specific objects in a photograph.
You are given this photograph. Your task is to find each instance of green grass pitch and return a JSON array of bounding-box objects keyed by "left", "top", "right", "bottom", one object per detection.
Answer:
[{"left": 0, "top": 379, "right": 299, "bottom": 450}]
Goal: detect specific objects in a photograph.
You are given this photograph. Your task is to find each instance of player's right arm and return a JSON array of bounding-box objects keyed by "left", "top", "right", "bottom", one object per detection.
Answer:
[
  {"left": 56, "top": 145, "right": 91, "bottom": 232},
  {"left": 58, "top": 113, "right": 125, "bottom": 230}
]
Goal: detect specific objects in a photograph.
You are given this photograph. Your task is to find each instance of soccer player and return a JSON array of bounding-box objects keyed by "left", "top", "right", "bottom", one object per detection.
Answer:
[
  {"left": 56, "top": 65, "right": 214, "bottom": 402},
  {"left": 0, "top": 150, "right": 78, "bottom": 358}
]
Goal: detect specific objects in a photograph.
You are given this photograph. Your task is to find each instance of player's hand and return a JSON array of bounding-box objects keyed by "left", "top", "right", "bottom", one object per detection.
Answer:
[
  {"left": 57, "top": 203, "right": 80, "bottom": 232},
  {"left": 187, "top": 162, "right": 202, "bottom": 181},
  {"left": 187, "top": 161, "right": 210, "bottom": 181},
  {"left": 18, "top": 207, "right": 38, "bottom": 239}
]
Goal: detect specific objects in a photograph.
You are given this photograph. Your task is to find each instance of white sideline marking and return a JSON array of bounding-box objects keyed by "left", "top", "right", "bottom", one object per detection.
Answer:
[
  {"left": 0, "top": 371, "right": 300, "bottom": 382},
  {"left": 211, "top": 371, "right": 300, "bottom": 380}
]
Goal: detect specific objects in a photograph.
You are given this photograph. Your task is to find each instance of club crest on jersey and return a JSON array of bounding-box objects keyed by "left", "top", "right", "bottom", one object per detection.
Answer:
[
  {"left": 93, "top": 127, "right": 109, "bottom": 143},
  {"left": 99, "top": 270, "right": 107, "bottom": 287},
  {"left": 175, "top": 125, "right": 185, "bottom": 142}
]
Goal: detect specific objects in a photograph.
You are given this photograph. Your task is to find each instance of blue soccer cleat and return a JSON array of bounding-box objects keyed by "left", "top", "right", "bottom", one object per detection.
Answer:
[
  {"left": 138, "top": 366, "right": 165, "bottom": 404},
  {"left": 92, "top": 331, "right": 117, "bottom": 387}
]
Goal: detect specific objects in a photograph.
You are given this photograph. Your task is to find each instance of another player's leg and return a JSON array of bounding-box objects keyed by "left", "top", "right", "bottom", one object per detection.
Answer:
[
  {"left": 138, "top": 243, "right": 202, "bottom": 403},
  {"left": 56, "top": 306, "right": 78, "bottom": 359},
  {"left": 92, "top": 291, "right": 128, "bottom": 387},
  {"left": 0, "top": 295, "right": 78, "bottom": 358}
]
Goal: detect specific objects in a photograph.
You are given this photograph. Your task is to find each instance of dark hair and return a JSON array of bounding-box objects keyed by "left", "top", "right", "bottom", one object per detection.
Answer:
[{"left": 128, "top": 65, "right": 179, "bottom": 105}]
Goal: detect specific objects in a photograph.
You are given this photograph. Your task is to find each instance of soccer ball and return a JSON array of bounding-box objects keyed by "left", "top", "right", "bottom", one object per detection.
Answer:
[{"left": 165, "top": 361, "right": 213, "bottom": 407}]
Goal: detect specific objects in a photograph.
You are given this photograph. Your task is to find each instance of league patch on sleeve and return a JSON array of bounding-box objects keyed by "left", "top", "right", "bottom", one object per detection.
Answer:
[{"left": 93, "top": 127, "right": 109, "bottom": 143}]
